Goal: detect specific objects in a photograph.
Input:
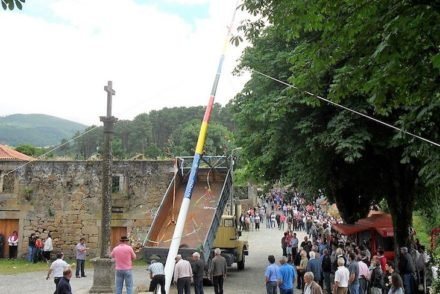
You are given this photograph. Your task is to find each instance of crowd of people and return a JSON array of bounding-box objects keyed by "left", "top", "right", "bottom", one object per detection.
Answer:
[{"left": 254, "top": 188, "right": 430, "bottom": 294}]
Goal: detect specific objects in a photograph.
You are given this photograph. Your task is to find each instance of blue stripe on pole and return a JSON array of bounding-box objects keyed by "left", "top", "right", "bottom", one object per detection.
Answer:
[{"left": 184, "top": 153, "right": 202, "bottom": 199}]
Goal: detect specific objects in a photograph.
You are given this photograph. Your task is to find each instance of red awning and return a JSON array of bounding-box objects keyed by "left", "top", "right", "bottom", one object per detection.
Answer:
[
  {"left": 332, "top": 223, "right": 370, "bottom": 235},
  {"left": 356, "top": 213, "right": 393, "bottom": 228},
  {"left": 332, "top": 213, "right": 394, "bottom": 237},
  {"left": 375, "top": 227, "right": 394, "bottom": 237}
]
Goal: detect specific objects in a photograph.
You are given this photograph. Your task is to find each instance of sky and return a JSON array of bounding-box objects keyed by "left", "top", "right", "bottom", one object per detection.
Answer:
[{"left": 0, "top": 0, "right": 249, "bottom": 125}]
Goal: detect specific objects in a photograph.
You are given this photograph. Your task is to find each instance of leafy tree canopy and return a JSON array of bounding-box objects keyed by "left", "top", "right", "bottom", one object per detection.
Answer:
[
  {"left": 1, "top": 0, "right": 25, "bottom": 10},
  {"left": 233, "top": 0, "right": 440, "bottom": 245}
]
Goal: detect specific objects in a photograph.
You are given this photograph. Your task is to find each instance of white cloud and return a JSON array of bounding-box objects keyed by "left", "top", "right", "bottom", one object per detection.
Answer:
[
  {"left": 0, "top": 0, "right": 249, "bottom": 126},
  {"left": 163, "top": 0, "right": 210, "bottom": 4}
]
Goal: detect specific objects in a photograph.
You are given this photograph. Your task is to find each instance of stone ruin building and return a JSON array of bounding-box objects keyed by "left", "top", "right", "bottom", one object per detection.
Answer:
[{"left": 0, "top": 158, "right": 174, "bottom": 259}]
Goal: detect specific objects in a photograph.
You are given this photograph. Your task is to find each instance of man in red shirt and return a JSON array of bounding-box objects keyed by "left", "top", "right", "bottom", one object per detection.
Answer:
[{"left": 111, "top": 236, "right": 136, "bottom": 294}]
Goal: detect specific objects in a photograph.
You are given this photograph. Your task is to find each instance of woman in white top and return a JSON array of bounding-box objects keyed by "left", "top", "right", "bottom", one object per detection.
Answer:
[{"left": 7, "top": 231, "right": 19, "bottom": 259}]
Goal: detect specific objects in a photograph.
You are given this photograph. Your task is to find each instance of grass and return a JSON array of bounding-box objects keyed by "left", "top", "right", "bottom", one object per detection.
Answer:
[{"left": 0, "top": 258, "right": 148, "bottom": 275}]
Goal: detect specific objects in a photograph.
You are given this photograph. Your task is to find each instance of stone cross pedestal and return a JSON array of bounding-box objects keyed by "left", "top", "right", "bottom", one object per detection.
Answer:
[
  {"left": 89, "top": 81, "right": 118, "bottom": 293},
  {"left": 89, "top": 258, "right": 115, "bottom": 293}
]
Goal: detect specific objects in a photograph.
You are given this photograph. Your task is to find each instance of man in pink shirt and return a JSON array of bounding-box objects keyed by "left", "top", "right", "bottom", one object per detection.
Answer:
[{"left": 111, "top": 236, "right": 136, "bottom": 294}]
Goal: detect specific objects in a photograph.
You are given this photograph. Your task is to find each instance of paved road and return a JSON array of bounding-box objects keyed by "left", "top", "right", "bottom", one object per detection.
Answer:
[{"left": 0, "top": 224, "right": 307, "bottom": 293}]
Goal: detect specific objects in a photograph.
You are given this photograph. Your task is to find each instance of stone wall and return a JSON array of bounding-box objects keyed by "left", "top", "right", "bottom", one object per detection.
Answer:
[{"left": 0, "top": 160, "right": 174, "bottom": 258}]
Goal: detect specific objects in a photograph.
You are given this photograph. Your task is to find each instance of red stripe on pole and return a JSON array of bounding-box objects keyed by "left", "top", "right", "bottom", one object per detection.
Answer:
[{"left": 203, "top": 95, "right": 215, "bottom": 122}]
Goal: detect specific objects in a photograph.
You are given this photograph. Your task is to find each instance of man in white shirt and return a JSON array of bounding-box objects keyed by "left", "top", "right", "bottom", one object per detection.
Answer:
[
  {"left": 174, "top": 254, "right": 193, "bottom": 294},
  {"left": 334, "top": 257, "right": 349, "bottom": 294},
  {"left": 148, "top": 259, "right": 165, "bottom": 294},
  {"left": 46, "top": 252, "right": 69, "bottom": 294}
]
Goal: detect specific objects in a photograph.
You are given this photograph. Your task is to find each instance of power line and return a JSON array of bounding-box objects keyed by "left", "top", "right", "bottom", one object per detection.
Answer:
[
  {"left": 252, "top": 69, "right": 440, "bottom": 148},
  {"left": 4, "top": 126, "right": 104, "bottom": 176}
]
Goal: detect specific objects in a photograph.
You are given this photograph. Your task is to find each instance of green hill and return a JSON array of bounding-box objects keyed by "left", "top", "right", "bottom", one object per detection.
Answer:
[{"left": 0, "top": 114, "right": 87, "bottom": 147}]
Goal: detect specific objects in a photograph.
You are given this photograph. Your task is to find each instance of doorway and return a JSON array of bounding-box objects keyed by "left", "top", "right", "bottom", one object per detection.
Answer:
[
  {"left": 0, "top": 219, "right": 19, "bottom": 258},
  {"left": 111, "top": 227, "right": 127, "bottom": 249}
]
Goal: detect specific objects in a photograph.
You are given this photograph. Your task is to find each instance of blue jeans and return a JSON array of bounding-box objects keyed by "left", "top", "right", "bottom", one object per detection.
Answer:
[
  {"left": 75, "top": 259, "right": 85, "bottom": 277},
  {"left": 27, "top": 246, "right": 35, "bottom": 262},
  {"left": 266, "top": 281, "right": 278, "bottom": 294},
  {"left": 194, "top": 279, "right": 204, "bottom": 294},
  {"left": 115, "top": 269, "right": 133, "bottom": 294},
  {"left": 349, "top": 281, "right": 360, "bottom": 294},
  {"left": 403, "top": 273, "right": 414, "bottom": 294},
  {"left": 280, "top": 288, "right": 293, "bottom": 294}
]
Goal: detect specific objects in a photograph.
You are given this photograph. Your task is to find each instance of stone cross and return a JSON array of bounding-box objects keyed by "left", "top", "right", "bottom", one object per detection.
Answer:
[
  {"left": 104, "top": 81, "right": 115, "bottom": 118},
  {"left": 90, "top": 81, "right": 118, "bottom": 293}
]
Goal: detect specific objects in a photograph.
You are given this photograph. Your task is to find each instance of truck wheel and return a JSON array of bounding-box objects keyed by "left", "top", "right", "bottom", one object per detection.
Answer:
[{"left": 237, "top": 251, "right": 245, "bottom": 270}]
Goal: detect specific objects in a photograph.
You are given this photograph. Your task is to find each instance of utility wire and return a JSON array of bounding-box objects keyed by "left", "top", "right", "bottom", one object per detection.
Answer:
[
  {"left": 252, "top": 69, "right": 440, "bottom": 148},
  {"left": 4, "top": 79, "right": 189, "bottom": 176},
  {"left": 4, "top": 125, "right": 101, "bottom": 176}
]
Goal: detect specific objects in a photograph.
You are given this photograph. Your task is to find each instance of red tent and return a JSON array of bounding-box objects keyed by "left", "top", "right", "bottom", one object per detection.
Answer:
[{"left": 332, "top": 223, "right": 370, "bottom": 235}]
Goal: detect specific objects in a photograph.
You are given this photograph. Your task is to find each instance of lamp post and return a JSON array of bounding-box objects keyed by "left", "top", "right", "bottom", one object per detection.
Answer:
[{"left": 230, "top": 147, "right": 242, "bottom": 215}]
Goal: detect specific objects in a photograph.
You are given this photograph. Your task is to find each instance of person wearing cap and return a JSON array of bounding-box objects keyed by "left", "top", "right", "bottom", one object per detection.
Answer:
[
  {"left": 111, "top": 236, "right": 137, "bottom": 294},
  {"left": 147, "top": 258, "right": 166, "bottom": 294},
  {"left": 46, "top": 252, "right": 69, "bottom": 294},
  {"left": 174, "top": 254, "right": 193, "bottom": 294}
]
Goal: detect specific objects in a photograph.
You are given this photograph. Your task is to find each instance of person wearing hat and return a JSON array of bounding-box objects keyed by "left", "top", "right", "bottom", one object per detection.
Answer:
[
  {"left": 111, "top": 236, "right": 137, "bottom": 294},
  {"left": 147, "top": 258, "right": 166, "bottom": 294}
]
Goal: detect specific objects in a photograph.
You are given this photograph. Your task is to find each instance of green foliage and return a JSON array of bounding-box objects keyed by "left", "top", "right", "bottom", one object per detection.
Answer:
[
  {"left": 15, "top": 144, "right": 47, "bottom": 157},
  {"left": 168, "top": 119, "right": 233, "bottom": 156},
  {"left": 1, "top": 0, "right": 25, "bottom": 10},
  {"left": 234, "top": 0, "right": 440, "bottom": 240},
  {"left": 412, "top": 213, "right": 431, "bottom": 249},
  {"left": 57, "top": 104, "right": 235, "bottom": 159}
]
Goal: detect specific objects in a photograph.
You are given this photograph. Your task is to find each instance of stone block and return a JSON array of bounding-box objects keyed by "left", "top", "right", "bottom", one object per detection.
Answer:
[
  {"left": 82, "top": 226, "right": 99, "bottom": 235},
  {"left": 89, "top": 258, "right": 115, "bottom": 294}
]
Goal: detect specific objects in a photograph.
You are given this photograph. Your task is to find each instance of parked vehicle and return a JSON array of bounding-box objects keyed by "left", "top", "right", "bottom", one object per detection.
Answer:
[{"left": 143, "top": 156, "right": 248, "bottom": 275}]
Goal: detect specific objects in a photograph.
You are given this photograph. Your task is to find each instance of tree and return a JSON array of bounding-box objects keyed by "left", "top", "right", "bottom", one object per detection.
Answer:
[
  {"left": 234, "top": 0, "right": 440, "bottom": 248},
  {"left": 1, "top": 0, "right": 25, "bottom": 10},
  {"left": 15, "top": 144, "right": 46, "bottom": 157},
  {"left": 130, "top": 113, "right": 153, "bottom": 156},
  {"left": 168, "top": 119, "right": 234, "bottom": 156}
]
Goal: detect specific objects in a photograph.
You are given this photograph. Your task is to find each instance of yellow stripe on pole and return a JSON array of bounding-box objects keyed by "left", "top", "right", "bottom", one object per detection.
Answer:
[{"left": 195, "top": 122, "right": 209, "bottom": 154}]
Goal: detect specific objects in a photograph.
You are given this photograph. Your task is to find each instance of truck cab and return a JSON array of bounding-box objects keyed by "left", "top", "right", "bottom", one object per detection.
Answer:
[{"left": 212, "top": 215, "right": 249, "bottom": 270}]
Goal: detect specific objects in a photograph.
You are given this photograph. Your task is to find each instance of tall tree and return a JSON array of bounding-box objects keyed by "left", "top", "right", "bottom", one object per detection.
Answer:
[{"left": 234, "top": 0, "right": 440, "bottom": 248}]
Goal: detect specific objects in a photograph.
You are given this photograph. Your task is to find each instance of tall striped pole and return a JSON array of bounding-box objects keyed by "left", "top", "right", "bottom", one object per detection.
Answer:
[{"left": 163, "top": 3, "right": 238, "bottom": 293}]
